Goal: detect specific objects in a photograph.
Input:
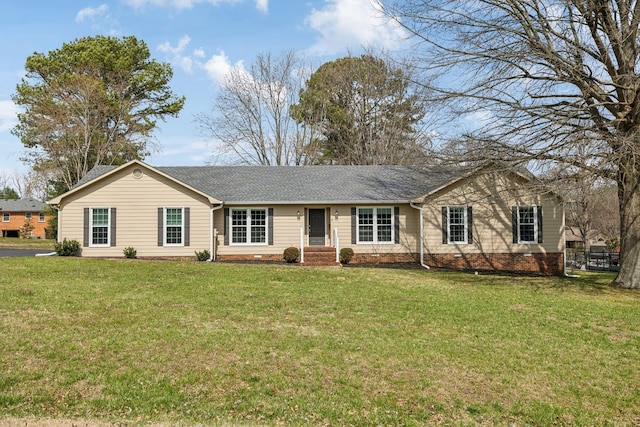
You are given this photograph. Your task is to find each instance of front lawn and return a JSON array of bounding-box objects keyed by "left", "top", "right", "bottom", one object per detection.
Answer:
[
  {"left": 0, "top": 237, "right": 55, "bottom": 250},
  {"left": 0, "top": 258, "right": 638, "bottom": 426}
]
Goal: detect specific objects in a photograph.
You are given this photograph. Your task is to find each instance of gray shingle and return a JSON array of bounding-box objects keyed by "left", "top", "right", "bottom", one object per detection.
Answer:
[
  {"left": 157, "top": 165, "right": 466, "bottom": 203},
  {"left": 0, "top": 199, "right": 48, "bottom": 212},
  {"left": 71, "top": 164, "right": 474, "bottom": 203}
]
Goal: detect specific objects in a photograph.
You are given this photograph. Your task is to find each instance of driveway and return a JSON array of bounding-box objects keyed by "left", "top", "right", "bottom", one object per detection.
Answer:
[{"left": 0, "top": 248, "right": 56, "bottom": 257}]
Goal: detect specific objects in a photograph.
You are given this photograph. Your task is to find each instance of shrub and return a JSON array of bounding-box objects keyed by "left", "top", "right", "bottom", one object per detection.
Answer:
[
  {"left": 283, "top": 247, "right": 300, "bottom": 263},
  {"left": 54, "top": 238, "right": 80, "bottom": 256},
  {"left": 123, "top": 247, "right": 137, "bottom": 259},
  {"left": 195, "top": 249, "right": 211, "bottom": 261},
  {"left": 339, "top": 247, "right": 354, "bottom": 264},
  {"left": 19, "top": 221, "right": 34, "bottom": 239}
]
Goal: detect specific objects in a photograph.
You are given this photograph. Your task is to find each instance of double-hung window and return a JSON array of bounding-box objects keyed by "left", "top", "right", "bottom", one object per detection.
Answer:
[
  {"left": 442, "top": 206, "right": 472, "bottom": 244},
  {"left": 357, "top": 207, "right": 394, "bottom": 244},
  {"left": 2, "top": 213, "right": 9, "bottom": 222},
  {"left": 25, "top": 212, "right": 32, "bottom": 220},
  {"left": 514, "top": 206, "right": 542, "bottom": 244},
  {"left": 90, "top": 207, "right": 110, "bottom": 247},
  {"left": 446, "top": 206, "right": 468, "bottom": 244},
  {"left": 39, "top": 212, "right": 46, "bottom": 222},
  {"left": 231, "top": 208, "right": 267, "bottom": 244},
  {"left": 164, "top": 207, "right": 184, "bottom": 245}
]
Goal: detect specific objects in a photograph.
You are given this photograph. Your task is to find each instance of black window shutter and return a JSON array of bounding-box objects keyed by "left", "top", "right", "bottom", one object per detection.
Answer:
[
  {"left": 351, "top": 207, "right": 357, "bottom": 244},
  {"left": 512, "top": 207, "right": 518, "bottom": 244},
  {"left": 83, "top": 208, "right": 89, "bottom": 247},
  {"left": 223, "top": 208, "right": 229, "bottom": 245},
  {"left": 467, "top": 206, "right": 473, "bottom": 244},
  {"left": 157, "top": 207, "right": 164, "bottom": 247},
  {"left": 394, "top": 207, "right": 400, "bottom": 244},
  {"left": 184, "top": 207, "right": 190, "bottom": 246},
  {"left": 110, "top": 208, "right": 116, "bottom": 247},
  {"left": 268, "top": 208, "right": 274, "bottom": 245},
  {"left": 441, "top": 207, "right": 448, "bottom": 244},
  {"left": 537, "top": 205, "right": 543, "bottom": 243}
]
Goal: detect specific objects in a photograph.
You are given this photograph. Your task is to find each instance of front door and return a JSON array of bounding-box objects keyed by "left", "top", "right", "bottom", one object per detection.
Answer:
[{"left": 308, "top": 209, "right": 326, "bottom": 246}]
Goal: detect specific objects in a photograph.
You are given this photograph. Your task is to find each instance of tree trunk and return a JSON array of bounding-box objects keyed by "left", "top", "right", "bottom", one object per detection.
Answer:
[{"left": 612, "top": 162, "right": 640, "bottom": 289}]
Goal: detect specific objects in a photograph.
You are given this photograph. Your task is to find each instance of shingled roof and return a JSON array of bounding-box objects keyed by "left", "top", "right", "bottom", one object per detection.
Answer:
[
  {"left": 0, "top": 199, "right": 47, "bottom": 212},
  {"left": 74, "top": 163, "right": 474, "bottom": 204}
]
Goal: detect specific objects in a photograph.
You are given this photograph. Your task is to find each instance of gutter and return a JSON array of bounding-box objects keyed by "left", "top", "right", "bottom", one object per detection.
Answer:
[
  {"left": 208, "top": 204, "right": 224, "bottom": 261},
  {"left": 410, "top": 202, "right": 430, "bottom": 270}
]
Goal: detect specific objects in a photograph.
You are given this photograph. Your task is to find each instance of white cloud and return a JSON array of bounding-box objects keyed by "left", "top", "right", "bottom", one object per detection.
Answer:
[
  {"left": 305, "top": 0, "right": 406, "bottom": 55},
  {"left": 75, "top": 4, "right": 109, "bottom": 23},
  {"left": 255, "top": 0, "right": 268, "bottom": 13},
  {"left": 123, "top": 0, "right": 267, "bottom": 13},
  {"left": 158, "top": 35, "right": 195, "bottom": 73},
  {"left": 0, "top": 100, "right": 19, "bottom": 133},
  {"left": 463, "top": 110, "right": 495, "bottom": 130},
  {"left": 202, "top": 51, "right": 245, "bottom": 83}
]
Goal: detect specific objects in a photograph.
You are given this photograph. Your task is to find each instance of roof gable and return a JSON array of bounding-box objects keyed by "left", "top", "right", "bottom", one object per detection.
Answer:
[{"left": 47, "top": 160, "right": 221, "bottom": 205}]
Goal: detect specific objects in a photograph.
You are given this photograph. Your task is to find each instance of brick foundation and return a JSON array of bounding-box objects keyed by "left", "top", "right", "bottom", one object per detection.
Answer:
[
  {"left": 217, "top": 251, "right": 564, "bottom": 275},
  {"left": 422, "top": 252, "right": 565, "bottom": 275},
  {"left": 218, "top": 254, "right": 284, "bottom": 262},
  {"left": 350, "top": 252, "right": 420, "bottom": 264}
]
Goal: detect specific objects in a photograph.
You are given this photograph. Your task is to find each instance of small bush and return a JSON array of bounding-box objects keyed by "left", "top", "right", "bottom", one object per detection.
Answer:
[
  {"left": 283, "top": 247, "right": 300, "bottom": 263},
  {"left": 54, "top": 238, "right": 80, "bottom": 256},
  {"left": 123, "top": 247, "right": 137, "bottom": 259},
  {"left": 195, "top": 249, "right": 211, "bottom": 261},
  {"left": 339, "top": 247, "right": 354, "bottom": 264},
  {"left": 19, "top": 221, "right": 34, "bottom": 239}
]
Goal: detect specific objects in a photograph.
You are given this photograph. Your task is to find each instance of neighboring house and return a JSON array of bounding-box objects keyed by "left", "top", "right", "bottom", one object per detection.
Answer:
[
  {"left": 47, "top": 160, "right": 565, "bottom": 275},
  {"left": 565, "top": 226, "right": 611, "bottom": 253},
  {"left": 0, "top": 199, "right": 50, "bottom": 239}
]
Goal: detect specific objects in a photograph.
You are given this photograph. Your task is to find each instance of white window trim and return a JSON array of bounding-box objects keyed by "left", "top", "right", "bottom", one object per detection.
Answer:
[
  {"left": 2, "top": 212, "right": 9, "bottom": 222},
  {"left": 164, "top": 207, "right": 185, "bottom": 247},
  {"left": 229, "top": 208, "right": 269, "bottom": 246},
  {"left": 38, "top": 213, "right": 46, "bottom": 222},
  {"left": 25, "top": 212, "right": 32, "bottom": 220},
  {"left": 356, "top": 207, "right": 395, "bottom": 244},
  {"left": 517, "top": 205, "right": 538, "bottom": 244},
  {"left": 447, "top": 206, "right": 468, "bottom": 245},
  {"left": 89, "top": 207, "right": 111, "bottom": 248}
]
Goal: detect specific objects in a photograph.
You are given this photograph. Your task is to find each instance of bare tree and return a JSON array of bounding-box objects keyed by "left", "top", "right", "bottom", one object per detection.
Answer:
[
  {"left": 590, "top": 184, "right": 620, "bottom": 246},
  {"left": 197, "top": 51, "right": 318, "bottom": 165},
  {"left": 381, "top": 0, "right": 640, "bottom": 288}
]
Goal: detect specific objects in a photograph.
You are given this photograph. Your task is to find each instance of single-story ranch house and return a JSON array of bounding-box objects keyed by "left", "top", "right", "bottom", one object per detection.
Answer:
[{"left": 47, "top": 160, "right": 565, "bottom": 275}]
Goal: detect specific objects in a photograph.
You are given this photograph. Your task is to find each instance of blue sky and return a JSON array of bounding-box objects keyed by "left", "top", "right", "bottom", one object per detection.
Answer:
[{"left": 0, "top": 0, "right": 407, "bottom": 177}]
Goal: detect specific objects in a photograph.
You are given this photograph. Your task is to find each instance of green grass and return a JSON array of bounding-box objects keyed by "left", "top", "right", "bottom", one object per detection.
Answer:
[
  {"left": 0, "top": 258, "right": 639, "bottom": 426},
  {"left": 0, "top": 237, "right": 55, "bottom": 249}
]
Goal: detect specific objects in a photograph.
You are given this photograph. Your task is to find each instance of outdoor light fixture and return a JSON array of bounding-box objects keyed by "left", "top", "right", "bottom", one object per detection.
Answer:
[
  {"left": 334, "top": 210, "right": 339, "bottom": 219},
  {"left": 297, "top": 210, "right": 301, "bottom": 219}
]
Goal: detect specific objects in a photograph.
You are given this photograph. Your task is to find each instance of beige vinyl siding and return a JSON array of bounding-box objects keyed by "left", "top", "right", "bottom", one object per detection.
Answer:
[
  {"left": 421, "top": 171, "right": 564, "bottom": 254},
  {"left": 214, "top": 204, "right": 420, "bottom": 256},
  {"left": 59, "top": 164, "right": 212, "bottom": 257}
]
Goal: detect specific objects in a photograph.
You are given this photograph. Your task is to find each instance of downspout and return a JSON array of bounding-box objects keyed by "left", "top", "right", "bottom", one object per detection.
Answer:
[
  {"left": 410, "top": 202, "right": 430, "bottom": 269},
  {"left": 53, "top": 205, "right": 60, "bottom": 243},
  {"left": 208, "top": 204, "right": 224, "bottom": 262}
]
